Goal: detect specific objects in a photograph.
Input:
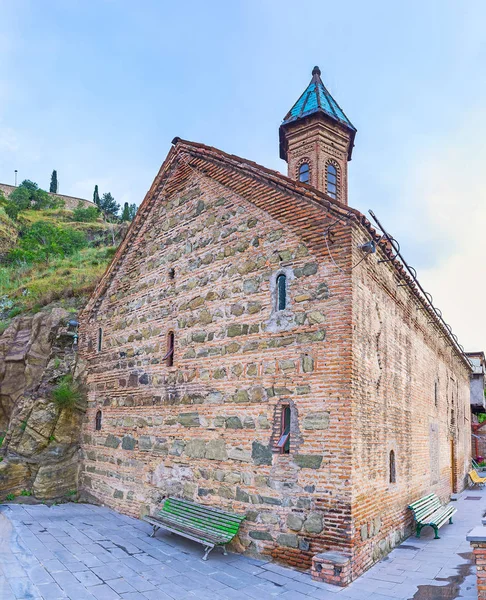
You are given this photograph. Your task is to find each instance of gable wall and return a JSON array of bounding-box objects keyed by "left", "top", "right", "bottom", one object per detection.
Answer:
[
  {"left": 349, "top": 224, "right": 471, "bottom": 578},
  {"left": 79, "top": 169, "right": 355, "bottom": 568}
]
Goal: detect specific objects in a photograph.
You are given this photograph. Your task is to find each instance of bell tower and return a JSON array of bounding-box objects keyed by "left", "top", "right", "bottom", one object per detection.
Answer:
[{"left": 279, "top": 66, "right": 356, "bottom": 205}]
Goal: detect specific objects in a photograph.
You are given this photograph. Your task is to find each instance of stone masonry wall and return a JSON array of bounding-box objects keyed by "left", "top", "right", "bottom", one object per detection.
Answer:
[
  {"left": 349, "top": 225, "right": 472, "bottom": 579},
  {"left": 0, "top": 183, "right": 93, "bottom": 211},
  {"left": 79, "top": 169, "right": 355, "bottom": 569}
]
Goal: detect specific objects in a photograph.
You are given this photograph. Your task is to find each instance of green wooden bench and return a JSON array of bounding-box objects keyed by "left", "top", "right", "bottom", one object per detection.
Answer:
[
  {"left": 408, "top": 493, "right": 457, "bottom": 539},
  {"left": 143, "top": 497, "right": 246, "bottom": 560}
]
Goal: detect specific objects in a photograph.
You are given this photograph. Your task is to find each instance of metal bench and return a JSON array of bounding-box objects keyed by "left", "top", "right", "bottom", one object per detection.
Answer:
[
  {"left": 408, "top": 493, "right": 457, "bottom": 539},
  {"left": 143, "top": 497, "right": 246, "bottom": 560},
  {"left": 469, "top": 469, "right": 486, "bottom": 487}
]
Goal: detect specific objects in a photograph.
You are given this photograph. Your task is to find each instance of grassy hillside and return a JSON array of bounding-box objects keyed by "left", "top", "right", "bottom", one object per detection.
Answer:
[{"left": 0, "top": 200, "right": 125, "bottom": 333}]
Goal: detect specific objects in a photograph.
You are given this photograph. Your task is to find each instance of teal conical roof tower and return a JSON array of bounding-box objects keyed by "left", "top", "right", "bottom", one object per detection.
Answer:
[
  {"left": 279, "top": 67, "right": 356, "bottom": 163},
  {"left": 282, "top": 66, "right": 355, "bottom": 131}
]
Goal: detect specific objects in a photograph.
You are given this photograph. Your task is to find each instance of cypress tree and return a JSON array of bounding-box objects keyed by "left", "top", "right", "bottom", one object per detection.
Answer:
[
  {"left": 93, "top": 185, "right": 100, "bottom": 206},
  {"left": 121, "top": 202, "right": 131, "bottom": 221},
  {"left": 49, "top": 170, "right": 58, "bottom": 193}
]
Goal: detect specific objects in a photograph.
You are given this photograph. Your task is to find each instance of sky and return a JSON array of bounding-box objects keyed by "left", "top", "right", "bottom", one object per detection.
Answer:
[{"left": 1, "top": 0, "right": 486, "bottom": 350}]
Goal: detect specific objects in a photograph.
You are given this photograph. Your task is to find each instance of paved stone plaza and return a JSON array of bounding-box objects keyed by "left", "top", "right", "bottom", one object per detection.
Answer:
[{"left": 0, "top": 489, "right": 482, "bottom": 600}]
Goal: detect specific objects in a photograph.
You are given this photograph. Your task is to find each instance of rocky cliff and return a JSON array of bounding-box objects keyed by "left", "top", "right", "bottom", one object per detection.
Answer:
[{"left": 0, "top": 308, "right": 85, "bottom": 501}]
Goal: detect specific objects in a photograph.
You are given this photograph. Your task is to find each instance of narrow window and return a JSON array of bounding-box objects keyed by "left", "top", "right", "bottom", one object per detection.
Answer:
[
  {"left": 326, "top": 163, "right": 337, "bottom": 199},
  {"left": 97, "top": 328, "right": 103, "bottom": 352},
  {"left": 299, "top": 163, "right": 310, "bottom": 183},
  {"left": 168, "top": 268, "right": 175, "bottom": 280},
  {"left": 95, "top": 410, "right": 102, "bottom": 431},
  {"left": 164, "top": 331, "right": 174, "bottom": 367},
  {"left": 277, "top": 404, "right": 291, "bottom": 454},
  {"left": 389, "top": 450, "right": 396, "bottom": 483},
  {"left": 276, "top": 274, "right": 287, "bottom": 311}
]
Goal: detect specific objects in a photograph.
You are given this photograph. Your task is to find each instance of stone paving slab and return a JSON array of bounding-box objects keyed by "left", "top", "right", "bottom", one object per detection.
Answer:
[{"left": 0, "top": 488, "right": 483, "bottom": 600}]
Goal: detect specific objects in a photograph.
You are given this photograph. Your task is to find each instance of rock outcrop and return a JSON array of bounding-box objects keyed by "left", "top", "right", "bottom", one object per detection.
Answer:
[{"left": 0, "top": 308, "right": 85, "bottom": 500}]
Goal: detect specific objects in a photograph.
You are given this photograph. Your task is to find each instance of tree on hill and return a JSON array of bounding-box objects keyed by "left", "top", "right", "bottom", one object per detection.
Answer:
[
  {"left": 8, "top": 180, "right": 59, "bottom": 213},
  {"left": 121, "top": 202, "right": 137, "bottom": 222},
  {"left": 49, "top": 170, "right": 58, "bottom": 193},
  {"left": 99, "top": 192, "right": 120, "bottom": 219},
  {"left": 93, "top": 185, "right": 100, "bottom": 207}
]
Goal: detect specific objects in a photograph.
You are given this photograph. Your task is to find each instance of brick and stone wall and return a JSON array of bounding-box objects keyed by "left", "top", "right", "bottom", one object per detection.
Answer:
[
  {"left": 349, "top": 225, "right": 471, "bottom": 578},
  {"left": 78, "top": 152, "right": 471, "bottom": 582},
  {"left": 79, "top": 169, "right": 355, "bottom": 569},
  {"left": 467, "top": 527, "right": 486, "bottom": 599}
]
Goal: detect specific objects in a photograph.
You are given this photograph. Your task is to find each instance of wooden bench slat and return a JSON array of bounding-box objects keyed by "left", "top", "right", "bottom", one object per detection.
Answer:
[
  {"left": 162, "top": 501, "right": 244, "bottom": 525},
  {"left": 143, "top": 496, "right": 246, "bottom": 560},
  {"left": 156, "top": 512, "right": 236, "bottom": 541},
  {"left": 408, "top": 493, "right": 455, "bottom": 539},
  {"left": 152, "top": 514, "right": 230, "bottom": 543},
  {"left": 160, "top": 505, "right": 242, "bottom": 533},
  {"left": 166, "top": 497, "right": 246, "bottom": 521}
]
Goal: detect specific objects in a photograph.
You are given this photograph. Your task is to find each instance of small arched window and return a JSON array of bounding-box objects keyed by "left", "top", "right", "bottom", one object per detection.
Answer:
[
  {"left": 276, "top": 274, "right": 287, "bottom": 311},
  {"left": 389, "top": 450, "right": 396, "bottom": 483},
  {"left": 168, "top": 268, "right": 175, "bottom": 280},
  {"left": 299, "top": 163, "right": 310, "bottom": 184},
  {"left": 277, "top": 404, "right": 291, "bottom": 454},
  {"left": 95, "top": 410, "right": 102, "bottom": 431},
  {"left": 326, "top": 163, "right": 337, "bottom": 199},
  {"left": 97, "top": 328, "right": 103, "bottom": 352},
  {"left": 165, "top": 331, "right": 174, "bottom": 367}
]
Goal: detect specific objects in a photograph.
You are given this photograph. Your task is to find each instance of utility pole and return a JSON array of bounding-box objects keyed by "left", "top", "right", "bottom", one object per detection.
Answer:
[{"left": 14, "top": 170, "right": 17, "bottom": 186}]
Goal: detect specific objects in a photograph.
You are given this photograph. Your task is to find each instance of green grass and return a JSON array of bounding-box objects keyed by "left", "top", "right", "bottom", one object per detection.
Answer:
[
  {"left": 20, "top": 489, "right": 32, "bottom": 497},
  {"left": 5, "top": 493, "right": 15, "bottom": 501},
  {"left": 0, "top": 245, "right": 115, "bottom": 313},
  {"left": 51, "top": 374, "right": 82, "bottom": 409}
]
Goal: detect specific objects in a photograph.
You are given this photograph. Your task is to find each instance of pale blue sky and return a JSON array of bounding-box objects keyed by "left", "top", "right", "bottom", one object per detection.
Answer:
[{"left": 1, "top": 0, "right": 486, "bottom": 348}]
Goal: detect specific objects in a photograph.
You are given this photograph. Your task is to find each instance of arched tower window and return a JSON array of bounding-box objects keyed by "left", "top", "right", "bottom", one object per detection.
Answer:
[
  {"left": 97, "top": 328, "right": 103, "bottom": 352},
  {"left": 165, "top": 331, "right": 175, "bottom": 367},
  {"left": 389, "top": 450, "right": 396, "bottom": 483},
  {"left": 95, "top": 410, "right": 102, "bottom": 431},
  {"left": 326, "top": 163, "right": 338, "bottom": 199},
  {"left": 276, "top": 274, "right": 287, "bottom": 311},
  {"left": 299, "top": 162, "right": 310, "bottom": 184}
]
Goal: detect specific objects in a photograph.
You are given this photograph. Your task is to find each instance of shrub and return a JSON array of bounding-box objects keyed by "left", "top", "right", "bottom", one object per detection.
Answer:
[
  {"left": 8, "top": 222, "right": 87, "bottom": 265},
  {"left": 4, "top": 201, "right": 20, "bottom": 221},
  {"left": 9, "top": 180, "right": 59, "bottom": 211},
  {"left": 20, "top": 489, "right": 32, "bottom": 497},
  {"left": 5, "top": 493, "right": 15, "bottom": 501},
  {"left": 51, "top": 374, "right": 82, "bottom": 409},
  {"left": 72, "top": 203, "right": 100, "bottom": 223}
]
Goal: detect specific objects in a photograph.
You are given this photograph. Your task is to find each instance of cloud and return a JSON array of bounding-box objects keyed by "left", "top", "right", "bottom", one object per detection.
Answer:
[{"left": 403, "top": 107, "right": 486, "bottom": 350}]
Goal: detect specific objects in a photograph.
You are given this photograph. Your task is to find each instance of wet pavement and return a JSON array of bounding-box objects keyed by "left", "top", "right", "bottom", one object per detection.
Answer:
[{"left": 0, "top": 487, "right": 482, "bottom": 600}]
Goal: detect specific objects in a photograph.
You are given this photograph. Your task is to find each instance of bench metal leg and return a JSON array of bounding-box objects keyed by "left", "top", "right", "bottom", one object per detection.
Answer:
[
  {"left": 416, "top": 524, "right": 423, "bottom": 538},
  {"left": 150, "top": 525, "right": 159, "bottom": 538},
  {"left": 202, "top": 545, "right": 214, "bottom": 561},
  {"left": 432, "top": 525, "right": 440, "bottom": 539},
  {"left": 449, "top": 517, "right": 453, "bottom": 524},
  {"left": 222, "top": 545, "right": 228, "bottom": 556}
]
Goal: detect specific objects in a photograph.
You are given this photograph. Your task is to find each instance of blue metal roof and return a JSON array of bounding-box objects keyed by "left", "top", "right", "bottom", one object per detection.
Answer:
[{"left": 282, "top": 66, "right": 355, "bottom": 132}]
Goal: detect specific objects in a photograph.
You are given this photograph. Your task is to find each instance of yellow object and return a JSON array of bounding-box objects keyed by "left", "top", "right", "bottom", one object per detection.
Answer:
[{"left": 469, "top": 470, "right": 486, "bottom": 485}]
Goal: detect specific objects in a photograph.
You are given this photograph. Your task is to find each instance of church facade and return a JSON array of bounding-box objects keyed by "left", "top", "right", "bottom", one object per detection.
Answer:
[{"left": 79, "top": 68, "right": 472, "bottom": 582}]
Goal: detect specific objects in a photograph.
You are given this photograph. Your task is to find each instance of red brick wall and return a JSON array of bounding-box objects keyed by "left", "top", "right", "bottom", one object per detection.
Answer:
[
  {"left": 79, "top": 162, "right": 471, "bottom": 580},
  {"left": 349, "top": 225, "right": 471, "bottom": 579},
  {"left": 79, "top": 169, "right": 355, "bottom": 566}
]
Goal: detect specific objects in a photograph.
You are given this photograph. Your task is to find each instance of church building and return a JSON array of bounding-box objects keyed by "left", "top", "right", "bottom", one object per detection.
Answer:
[{"left": 79, "top": 67, "right": 472, "bottom": 583}]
